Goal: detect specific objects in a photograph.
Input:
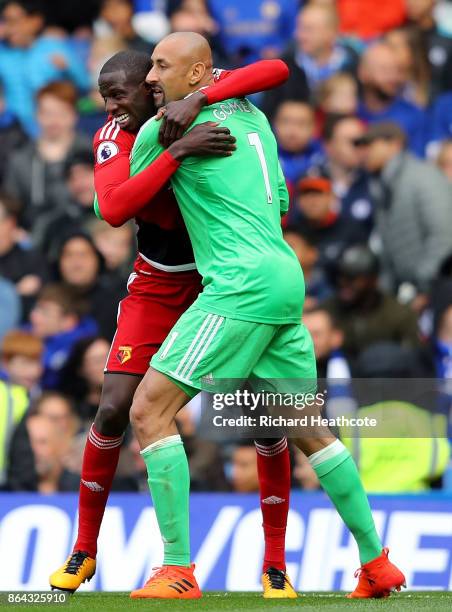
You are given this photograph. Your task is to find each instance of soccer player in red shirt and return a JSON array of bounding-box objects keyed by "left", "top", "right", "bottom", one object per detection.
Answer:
[{"left": 50, "top": 50, "right": 295, "bottom": 598}]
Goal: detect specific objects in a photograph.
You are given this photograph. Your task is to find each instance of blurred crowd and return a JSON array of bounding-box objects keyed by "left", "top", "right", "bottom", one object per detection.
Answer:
[{"left": 1, "top": 0, "right": 452, "bottom": 495}]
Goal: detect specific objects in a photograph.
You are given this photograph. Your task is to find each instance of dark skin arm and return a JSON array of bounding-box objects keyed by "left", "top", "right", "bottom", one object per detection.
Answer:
[
  {"left": 158, "top": 91, "right": 207, "bottom": 149},
  {"left": 168, "top": 121, "right": 236, "bottom": 161}
]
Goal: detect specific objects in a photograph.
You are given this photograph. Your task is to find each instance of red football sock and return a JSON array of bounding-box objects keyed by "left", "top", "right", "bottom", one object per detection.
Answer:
[
  {"left": 74, "top": 425, "right": 123, "bottom": 558},
  {"left": 255, "top": 438, "right": 290, "bottom": 573}
]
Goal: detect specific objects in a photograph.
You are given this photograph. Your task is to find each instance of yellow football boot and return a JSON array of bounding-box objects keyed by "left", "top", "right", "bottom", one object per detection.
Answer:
[
  {"left": 262, "top": 566, "right": 298, "bottom": 598},
  {"left": 49, "top": 551, "right": 96, "bottom": 593}
]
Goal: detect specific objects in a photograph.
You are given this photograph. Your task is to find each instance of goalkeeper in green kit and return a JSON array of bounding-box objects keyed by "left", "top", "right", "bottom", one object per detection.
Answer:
[{"left": 127, "top": 32, "right": 405, "bottom": 600}]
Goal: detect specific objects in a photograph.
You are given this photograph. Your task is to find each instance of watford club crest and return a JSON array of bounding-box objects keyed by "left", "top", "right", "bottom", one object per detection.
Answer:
[{"left": 117, "top": 346, "right": 132, "bottom": 364}]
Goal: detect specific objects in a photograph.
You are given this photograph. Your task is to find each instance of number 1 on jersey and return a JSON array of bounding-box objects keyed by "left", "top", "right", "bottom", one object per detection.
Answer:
[{"left": 248, "top": 132, "right": 273, "bottom": 204}]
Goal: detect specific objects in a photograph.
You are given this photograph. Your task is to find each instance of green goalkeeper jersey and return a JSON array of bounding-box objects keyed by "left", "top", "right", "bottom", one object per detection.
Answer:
[{"left": 130, "top": 97, "right": 305, "bottom": 324}]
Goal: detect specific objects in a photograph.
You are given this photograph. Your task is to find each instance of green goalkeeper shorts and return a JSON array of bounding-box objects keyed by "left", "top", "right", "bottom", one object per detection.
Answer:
[{"left": 150, "top": 305, "right": 316, "bottom": 397}]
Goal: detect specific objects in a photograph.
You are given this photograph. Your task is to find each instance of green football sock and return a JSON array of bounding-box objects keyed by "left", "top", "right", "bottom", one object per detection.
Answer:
[
  {"left": 141, "top": 434, "right": 190, "bottom": 567},
  {"left": 309, "top": 440, "right": 382, "bottom": 564}
]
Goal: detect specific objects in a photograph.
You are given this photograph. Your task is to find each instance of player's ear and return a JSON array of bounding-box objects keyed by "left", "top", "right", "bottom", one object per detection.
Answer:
[{"left": 189, "top": 62, "right": 206, "bottom": 86}]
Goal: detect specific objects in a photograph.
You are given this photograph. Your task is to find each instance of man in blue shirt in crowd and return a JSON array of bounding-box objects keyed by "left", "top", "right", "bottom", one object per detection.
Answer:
[
  {"left": 273, "top": 99, "right": 324, "bottom": 187},
  {"left": 207, "top": 0, "right": 299, "bottom": 64},
  {"left": 0, "top": 0, "right": 89, "bottom": 136},
  {"left": 358, "top": 42, "right": 426, "bottom": 157}
]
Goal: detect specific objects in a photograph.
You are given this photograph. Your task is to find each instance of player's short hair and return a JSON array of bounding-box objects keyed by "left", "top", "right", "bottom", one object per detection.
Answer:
[
  {"left": 37, "top": 283, "right": 87, "bottom": 318},
  {"left": 1, "top": 330, "right": 43, "bottom": 361},
  {"left": 36, "top": 81, "right": 78, "bottom": 108},
  {"left": 0, "top": 191, "right": 22, "bottom": 221},
  {"left": 99, "top": 50, "right": 152, "bottom": 84}
]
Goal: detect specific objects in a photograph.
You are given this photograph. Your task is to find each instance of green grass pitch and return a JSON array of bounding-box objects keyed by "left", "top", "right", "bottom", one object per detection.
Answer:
[{"left": 2, "top": 592, "right": 452, "bottom": 612}]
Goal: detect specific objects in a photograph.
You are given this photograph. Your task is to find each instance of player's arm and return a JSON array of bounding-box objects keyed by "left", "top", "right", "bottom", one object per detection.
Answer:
[
  {"left": 96, "top": 121, "right": 236, "bottom": 227},
  {"left": 158, "top": 59, "right": 290, "bottom": 147}
]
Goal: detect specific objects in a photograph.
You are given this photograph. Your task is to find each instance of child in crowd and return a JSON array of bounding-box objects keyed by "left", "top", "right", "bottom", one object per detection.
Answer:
[
  {"left": 0, "top": 330, "right": 43, "bottom": 396},
  {"left": 274, "top": 100, "right": 324, "bottom": 188},
  {"left": 29, "top": 284, "right": 97, "bottom": 389}
]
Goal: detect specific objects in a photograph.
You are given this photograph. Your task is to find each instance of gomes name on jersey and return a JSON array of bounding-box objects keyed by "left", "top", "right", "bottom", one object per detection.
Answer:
[{"left": 212, "top": 99, "right": 255, "bottom": 122}]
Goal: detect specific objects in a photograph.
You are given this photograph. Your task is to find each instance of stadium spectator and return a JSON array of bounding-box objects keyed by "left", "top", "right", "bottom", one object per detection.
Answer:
[
  {"left": 78, "top": 34, "right": 127, "bottom": 136},
  {"left": 344, "top": 342, "right": 450, "bottom": 492},
  {"left": 303, "top": 304, "right": 356, "bottom": 423},
  {"left": 230, "top": 442, "right": 259, "bottom": 493},
  {"left": 303, "top": 307, "right": 349, "bottom": 378},
  {"left": 99, "top": 0, "right": 153, "bottom": 54},
  {"left": 54, "top": 232, "right": 125, "bottom": 339},
  {"left": 322, "top": 245, "right": 419, "bottom": 358},
  {"left": 31, "top": 391, "right": 80, "bottom": 450},
  {"left": 356, "top": 121, "right": 452, "bottom": 301},
  {"left": 337, "top": 0, "right": 406, "bottom": 40},
  {"left": 406, "top": 0, "right": 452, "bottom": 95},
  {"left": 283, "top": 226, "right": 332, "bottom": 308},
  {"left": 2, "top": 82, "right": 92, "bottom": 234},
  {"left": 0, "top": 330, "right": 43, "bottom": 395},
  {"left": 0, "top": 83, "right": 28, "bottom": 183},
  {"left": 293, "top": 3, "right": 358, "bottom": 92},
  {"left": 60, "top": 336, "right": 111, "bottom": 424},
  {"left": 89, "top": 219, "right": 134, "bottom": 284},
  {"left": 25, "top": 413, "right": 80, "bottom": 492},
  {"left": 29, "top": 283, "right": 98, "bottom": 389},
  {"left": 0, "top": 377, "right": 29, "bottom": 489},
  {"left": 208, "top": 0, "right": 298, "bottom": 65},
  {"left": 357, "top": 42, "right": 426, "bottom": 157},
  {"left": 289, "top": 171, "right": 367, "bottom": 268},
  {"left": 319, "top": 115, "right": 373, "bottom": 238},
  {"left": 261, "top": 2, "right": 360, "bottom": 121},
  {"left": 36, "top": 150, "right": 96, "bottom": 258},
  {"left": 385, "top": 26, "right": 431, "bottom": 108},
  {"left": 436, "top": 140, "right": 452, "bottom": 182},
  {"left": 261, "top": 37, "right": 310, "bottom": 120},
  {"left": 316, "top": 72, "right": 358, "bottom": 117},
  {"left": 0, "top": 0, "right": 89, "bottom": 136},
  {"left": 0, "top": 192, "right": 48, "bottom": 319},
  {"left": 274, "top": 100, "right": 324, "bottom": 188},
  {"left": 170, "top": 4, "right": 230, "bottom": 68}
]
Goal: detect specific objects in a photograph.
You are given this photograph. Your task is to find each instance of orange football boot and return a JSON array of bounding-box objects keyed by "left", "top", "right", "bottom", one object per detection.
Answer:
[
  {"left": 130, "top": 563, "right": 202, "bottom": 599},
  {"left": 347, "top": 548, "right": 406, "bottom": 598}
]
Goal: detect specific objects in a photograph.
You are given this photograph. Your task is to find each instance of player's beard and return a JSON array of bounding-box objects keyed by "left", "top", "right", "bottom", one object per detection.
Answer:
[{"left": 153, "top": 89, "right": 166, "bottom": 109}]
